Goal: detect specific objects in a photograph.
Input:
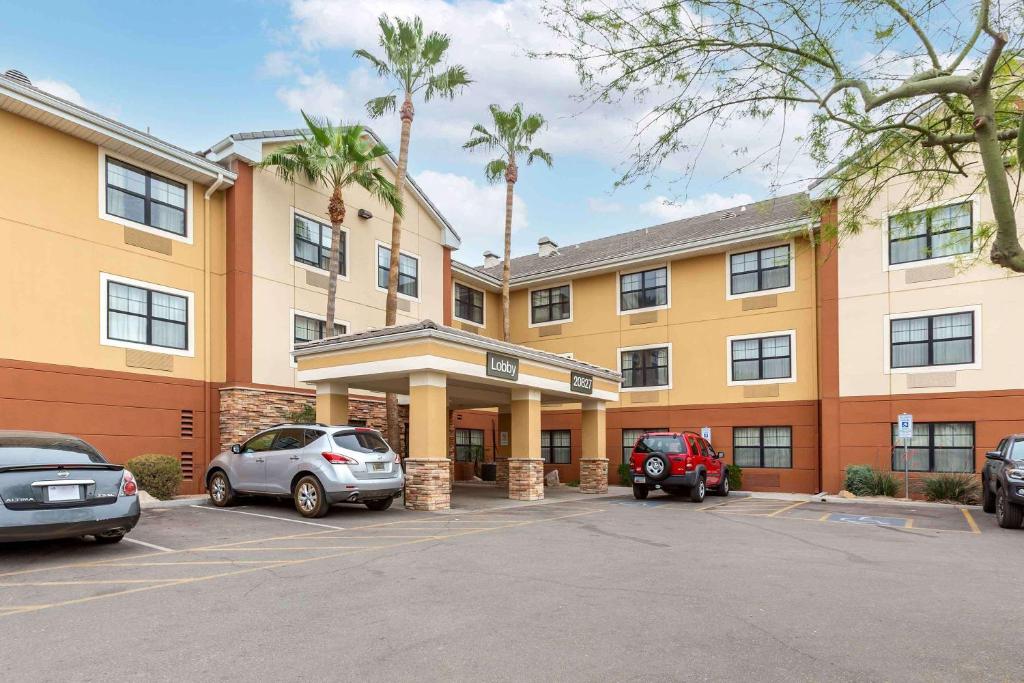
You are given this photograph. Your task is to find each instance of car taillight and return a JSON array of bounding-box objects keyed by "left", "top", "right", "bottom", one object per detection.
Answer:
[
  {"left": 121, "top": 470, "right": 138, "bottom": 497},
  {"left": 322, "top": 451, "right": 358, "bottom": 465},
  {"left": 392, "top": 452, "right": 401, "bottom": 463}
]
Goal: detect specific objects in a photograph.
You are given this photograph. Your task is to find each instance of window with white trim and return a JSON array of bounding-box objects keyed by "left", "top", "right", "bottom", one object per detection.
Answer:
[
  {"left": 454, "top": 283, "right": 484, "bottom": 324},
  {"left": 541, "top": 430, "right": 571, "bottom": 464},
  {"left": 293, "top": 315, "right": 346, "bottom": 344},
  {"left": 730, "top": 335, "right": 792, "bottom": 381},
  {"left": 620, "top": 267, "right": 667, "bottom": 311},
  {"left": 891, "top": 422, "right": 974, "bottom": 473},
  {"left": 531, "top": 285, "right": 570, "bottom": 324},
  {"left": 294, "top": 213, "right": 344, "bottom": 275},
  {"left": 733, "top": 427, "right": 792, "bottom": 468},
  {"left": 621, "top": 347, "right": 669, "bottom": 388},
  {"left": 454, "top": 428, "right": 485, "bottom": 462},
  {"left": 105, "top": 157, "right": 187, "bottom": 236},
  {"left": 889, "top": 202, "right": 972, "bottom": 265},
  {"left": 891, "top": 312, "right": 974, "bottom": 368},
  {"left": 377, "top": 246, "right": 419, "bottom": 298},
  {"left": 106, "top": 280, "right": 188, "bottom": 350},
  {"left": 729, "top": 245, "right": 791, "bottom": 295}
]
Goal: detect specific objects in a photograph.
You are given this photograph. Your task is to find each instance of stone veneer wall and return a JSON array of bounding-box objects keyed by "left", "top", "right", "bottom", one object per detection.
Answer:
[
  {"left": 507, "top": 459, "right": 544, "bottom": 501},
  {"left": 218, "top": 387, "right": 408, "bottom": 455},
  {"left": 580, "top": 459, "right": 609, "bottom": 494}
]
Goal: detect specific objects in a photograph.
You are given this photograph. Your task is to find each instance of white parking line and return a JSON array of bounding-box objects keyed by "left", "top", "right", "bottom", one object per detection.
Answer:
[
  {"left": 190, "top": 505, "right": 346, "bottom": 530},
  {"left": 123, "top": 537, "right": 174, "bottom": 552}
]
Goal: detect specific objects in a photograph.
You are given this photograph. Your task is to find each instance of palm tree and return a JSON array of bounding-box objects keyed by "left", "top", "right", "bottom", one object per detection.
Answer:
[
  {"left": 354, "top": 14, "right": 470, "bottom": 448},
  {"left": 464, "top": 104, "right": 552, "bottom": 342},
  {"left": 258, "top": 111, "right": 403, "bottom": 332}
]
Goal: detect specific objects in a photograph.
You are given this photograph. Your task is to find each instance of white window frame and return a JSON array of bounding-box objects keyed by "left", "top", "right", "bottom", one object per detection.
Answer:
[
  {"left": 724, "top": 240, "right": 796, "bottom": 300},
  {"left": 375, "top": 240, "right": 421, "bottom": 302},
  {"left": 616, "top": 263, "right": 672, "bottom": 315},
  {"left": 289, "top": 309, "right": 351, "bottom": 368},
  {"left": 726, "top": 329, "right": 797, "bottom": 386},
  {"left": 617, "top": 342, "right": 673, "bottom": 392},
  {"left": 882, "top": 196, "right": 980, "bottom": 272},
  {"left": 528, "top": 281, "right": 574, "bottom": 328},
  {"left": 98, "top": 149, "right": 194, "bottom": 245},
  {"left": 452, "top": 281, "right": 486, "bottom": 328},
  {"left": 883, "top": 305, "right": 982, "bottom": 374},
  {"left": 99, "top": 273, "right": 195, "bottom": 357},
  {"left": 290, "top": 207, "right": 350, "bottom": 282}
]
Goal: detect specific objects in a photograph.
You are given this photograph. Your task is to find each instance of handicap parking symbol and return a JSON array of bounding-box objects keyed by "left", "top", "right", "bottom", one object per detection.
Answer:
[{"left": 829, "top": 513, "right": 908, "bottom": 528}]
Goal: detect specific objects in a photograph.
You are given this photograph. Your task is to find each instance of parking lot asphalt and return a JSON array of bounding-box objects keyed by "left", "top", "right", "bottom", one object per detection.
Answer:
[{"left": 0, "top": 492, "right": 1017, "bottom": 682}]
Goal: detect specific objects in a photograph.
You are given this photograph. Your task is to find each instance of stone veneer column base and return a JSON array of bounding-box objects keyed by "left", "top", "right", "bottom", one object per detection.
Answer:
[
  {"left": 495, "top": 458, "right": 509, "bottom": 490},
  {"left": 580, "top": 459, "right": 609, "bottom": 494},
  {"left": 404, "top": 460, "right": 451, "bottom": 511},
  {"left": 507, "top": 459, "right": 544, "bottom": 501}
]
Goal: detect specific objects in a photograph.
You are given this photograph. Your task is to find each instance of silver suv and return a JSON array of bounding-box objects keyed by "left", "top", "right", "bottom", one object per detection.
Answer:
[{"left": 206, "top": 424, "right": 404, "bottom": 518}]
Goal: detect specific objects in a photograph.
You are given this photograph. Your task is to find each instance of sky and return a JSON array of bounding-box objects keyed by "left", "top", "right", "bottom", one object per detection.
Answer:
[{"left": 1, "top": 0, "right": 837, "bottom": 263}]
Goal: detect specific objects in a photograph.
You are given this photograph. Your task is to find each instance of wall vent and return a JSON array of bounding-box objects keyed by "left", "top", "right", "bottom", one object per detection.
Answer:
[
  {"left": 180, "top": 452, "right": 194, "bottom": 481},
  {"left": 180, "top": 409, "right": 194, "bottom": 438}
]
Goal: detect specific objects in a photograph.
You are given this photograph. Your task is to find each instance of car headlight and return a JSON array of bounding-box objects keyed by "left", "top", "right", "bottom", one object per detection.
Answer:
[{"left": 1007, "top": 469, "right": 1024, "bottom": 481}]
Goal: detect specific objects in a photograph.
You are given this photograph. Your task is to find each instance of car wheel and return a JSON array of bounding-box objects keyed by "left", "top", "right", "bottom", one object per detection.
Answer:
[
  {"left": 714, "top": 472, "right": 730, "bottom": 496},
  {"left": 642, "top": 452, "right": 671, "bottom": 481},
  {"left": 690, "top": 476, "right": 707, "bottom": 503},
  {"left": 294, "top": 475, "right": 329, "bottom": 518},
  {"left": 996, "top": 487, "right": 1023, "bottom": 529},
  {"left": 981, "top": 477, "right": 996, "bottom": 514},
  {"left": 365, "top": 497, "right": 393, "bottom": 512},
  {"left": 632, "top": 484, "right": 649, "bottom": 500},
  {"left": 94, "top": 532, "right": 125, "bottom": 544},
  {"left": 208, "top": 471, "right": 236, "bottom": 508}
]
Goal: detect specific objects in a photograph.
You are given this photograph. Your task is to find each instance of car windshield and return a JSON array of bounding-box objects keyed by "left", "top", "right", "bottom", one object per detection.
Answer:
[
  {"left": 334, "top": 431, "right": 390, "bottom": 454},
  {"left": 636, "top": 435, "right": 685, "bottom": 454},
  {"left": 0, "top": 435, "right": 106, "bottom": 467},
  {"left": 1009, "top": 439, "right": 1024, "bottom": 462}
]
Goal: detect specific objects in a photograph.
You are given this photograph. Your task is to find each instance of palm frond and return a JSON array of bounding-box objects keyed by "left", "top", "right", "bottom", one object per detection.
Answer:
[
  {"left": 366, "top": 94, "right": 397, "bottom": 118},
  {"left": 352, "top": 48, "right": 391, "bottom": 78},
  {"left": 527, "top": 148, "right": 553, "bottom": 167},
  {"left": 424, "top": 64, "right": 471, "bottom": 101},
  {"left": 301, "top": 110, "right": 333, "bottom": 149},
  {"left": 484, "top": 158, "right": 508, "bottom": 184}
]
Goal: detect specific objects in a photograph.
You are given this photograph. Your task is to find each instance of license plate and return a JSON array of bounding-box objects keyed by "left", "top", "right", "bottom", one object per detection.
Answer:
[
  {"left": 48, "top": 485, "right": 81, "bottom": 502},
  {"left": 633, "top": 476, "right": 646, "bottom": 484},
  {"left": 369, "top": 462, "right": 386, "bottom": 472}
]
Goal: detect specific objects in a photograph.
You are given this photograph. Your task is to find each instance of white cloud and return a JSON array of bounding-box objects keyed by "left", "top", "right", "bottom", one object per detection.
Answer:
[
  {"left": 34, "top": 79, "right": 86, "bottom": 107},
  {"left": 639, "top": 193, "right": 755, "bottom": 222},
  {"left": 415, "top": 169, "right": 527, "bottom": 261},
  {"left": 587, "top": 197, "right": 623, "bottom": 214},
  {"left": 276, "top": 71, "right": 349, "bottom": 119}
]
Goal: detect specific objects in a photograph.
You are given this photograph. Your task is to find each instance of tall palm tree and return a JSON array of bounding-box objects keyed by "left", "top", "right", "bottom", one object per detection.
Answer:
[
  {"left": 354, "top": 14, "right": 470, "bottom": 448},
  {"left": 258, "top": 111, "right": 403, "bottom": 332},
  {"left": 464, "top": 104, "right": 552, "bottom": 342}
]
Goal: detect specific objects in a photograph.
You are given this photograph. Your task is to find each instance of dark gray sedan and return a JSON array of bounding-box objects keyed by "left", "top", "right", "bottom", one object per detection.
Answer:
[{"left": 0, "top": 431, "right": 141, "bottom": 543}]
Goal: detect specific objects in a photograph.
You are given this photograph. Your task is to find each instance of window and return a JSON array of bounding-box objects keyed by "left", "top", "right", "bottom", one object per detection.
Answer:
[
  {"left": 293, "top": 315, "right": 346, "bottom": 345},
  {"left": 106, "top": 280, "right": 188, "bottom": 351},
  {"left": 620, "top": 267, "right": 667, "bottom": 311},
  {"left": 294, "top": 213, "right": 345, "bottom": 274},
  {"left": 620, "top": 347, "right": 669, "bottom": 388},
  {"left": 531, "top": 285, "right": 570, "bottom": 324},
  {"left": 730, "top": 245, "right": 791, "bottom": 295},
  {"left": 377, "top": 245, "right": 419, "bottom": 298},
  {"left": 733, "top": 427, "right": 792, "bottom": 468},
  {"left": 891, "top": 422, "right": 974, "bottom": 473},
  {"left": 454, "top": 283, "right": 484, "bottom": 325},
  {"left": 242, "top": 431, "right": 277, "bottom": 453},
  {"left": 621, "top": 428, "right": 668, "bottom": 462},
  {"left": 272, "top": 429, "right": 305, "bottom": 450},
  {"left": 105, "top": 157, "right": 187, "bottom": 236},
  {"left": 635, "top": 433, "right": 685, "bottom": 454},
  {"left": 334, "top": 430, "right": 391, "bottom": 454},
  {"left": 541, "top": 430, "right": 571, "bottom": 464},
  {"left": 454, "top": 429, "right": 485, "bottom": 462},
  {"left": 891, "top": 312, "right": 974, "bottom": 369},
  {"left": 889, "top": 202, "right": 972, "bottom": 265},
  {"left": 730, "top": 334, "right": 792, "bottom": 382}
]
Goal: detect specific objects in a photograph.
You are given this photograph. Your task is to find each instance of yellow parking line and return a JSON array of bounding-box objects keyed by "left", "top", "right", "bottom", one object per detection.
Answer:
[
  {"left": 818, "top": 513, "right": 831, "bottom": 521},
  {"left": 961, "top": 508, "right": 981, "bottom": 534},
  {"left": 906, "top": 518, "right": 914, "bottom": 529},
  {"left": 0, "top": 579, "right": 183, "bottom": 587},
  {"left": 191, "top": 545, "right": 399, "bottom": 551},
  {"left": 767, "top": 501, "right": 808, "bottom": 517},
  {"left": 105, "top": 560, "right": 296, "bottom": 567}
]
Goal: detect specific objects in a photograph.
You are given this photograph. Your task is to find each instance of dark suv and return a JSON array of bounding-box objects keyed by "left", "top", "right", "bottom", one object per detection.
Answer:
[
  {"left": 629, "top": 431, "right": 729, "bottom": 502},
  {"left": 982, "top": 434, "right": 1024, "bottom": 528}
]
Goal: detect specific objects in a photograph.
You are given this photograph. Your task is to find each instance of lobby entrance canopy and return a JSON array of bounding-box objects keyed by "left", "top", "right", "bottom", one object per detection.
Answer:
[{"left": 293, "top": 321, "right": 621, "bottom": 511}]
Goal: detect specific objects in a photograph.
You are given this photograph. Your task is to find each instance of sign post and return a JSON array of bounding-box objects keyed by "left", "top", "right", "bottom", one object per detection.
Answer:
[{"left": 897, "top": 414, "right": 913, "bottom": 499}]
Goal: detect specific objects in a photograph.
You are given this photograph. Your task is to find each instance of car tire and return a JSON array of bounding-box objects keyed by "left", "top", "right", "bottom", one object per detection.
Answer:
[
  {"left": 982, "top": 477, "right": 996, "bottom": 514},
  {"left": 208, "top": 471, "right": 236, "bottom": 508},
  {"left": 996, "top": 487, "right": 1023, "bottom": 529},
  {"left": 690, "top": 476, "right": 707, "bottom": 503},
  {"left": 633, "top": 484, "right": 649, "bottom": 500},
  {"left": 365, "top": 497, "right": 393, "bottom": 512},
  {"left": 94, "top": 532, "right": 125, "bottom": 544},
  {"left": 294, "top": 475, "right": 330, "bottom": 518},
  {"left": 713, "top": 471, "right": 730, "bottom": 496},
  {"left": 642, "top": 452, "right": 671, "bottom": 481}
]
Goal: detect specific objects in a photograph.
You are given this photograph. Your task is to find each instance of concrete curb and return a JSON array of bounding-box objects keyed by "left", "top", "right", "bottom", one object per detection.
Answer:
[
  {"left": 736, "top": 490, "right": 980, "bottom": 510},
  {"left": 140, "top": 495, "right": 208, "bottom": 511}
]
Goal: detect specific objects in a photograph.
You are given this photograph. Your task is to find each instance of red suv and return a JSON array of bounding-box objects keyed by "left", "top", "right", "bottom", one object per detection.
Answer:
[{"left": 629, "top": 431, "right": 729, "bottom": 502}]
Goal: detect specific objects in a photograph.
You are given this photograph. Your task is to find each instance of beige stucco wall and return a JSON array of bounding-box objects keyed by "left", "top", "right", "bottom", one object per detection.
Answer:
[
  {"left": 0, "top": 109, "right": 226, "bottom": 382},
  {"left": 837, "top": 173, "right": 1024, "bottom": 396},
  {"left": 250, "top": 142, "right": 448, "bottom": 389}
]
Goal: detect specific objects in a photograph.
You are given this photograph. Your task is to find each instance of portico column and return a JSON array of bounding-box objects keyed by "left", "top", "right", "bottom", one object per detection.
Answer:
[
  {"left": 508, "top": 389, "right": 543, "bottom": 501},
  {"left": 315, "top": 382, "right": 349, "bottom": 424},
  {"left": 580, "top": 401, "right": 609, "bottom": 494},
  {"left": 495, "top": 408, "right": 512, "bottom": 490},
  {"left": 404, "top": 371, "right": 450, "bottom": 511}
]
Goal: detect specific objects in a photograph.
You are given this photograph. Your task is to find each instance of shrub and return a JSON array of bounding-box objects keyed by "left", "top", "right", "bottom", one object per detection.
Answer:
[
  {"left": 566, "top": 479, "right": 580, "bottom": 488},
  {"left": 126, "top": 454, "right": 183, "bottom": 500},
  {"left": 288, "top": 403, "right": 316, "bottom": 424},
  {"left": 844, "top": 465, "right": 899, "bottom": 497},
  {"left": 921, "top": 474, "right": 980, "bottom": 504},
  {"left": 617, "top": 462, "right": 633, "bottom": 486},
  {"left": 727, "top": 464, "right": 743, "bottom": 491},
  {"left": 868, "top": 470, "right": 901, "bottom": 497}
]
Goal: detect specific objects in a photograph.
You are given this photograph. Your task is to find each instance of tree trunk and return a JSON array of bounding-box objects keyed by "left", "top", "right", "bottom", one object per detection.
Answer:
[
  {"left": 385, "top": 94, "right": 414, "bottom": 451},
  {"left": 502, "top": 162, "right": 517, "bottom": 343},
  {"left": 326, "top": 186, "right": 346, "bottom": 331},
  {"left": 972, "top": 92, "right": 1024, "bottom": 272}
]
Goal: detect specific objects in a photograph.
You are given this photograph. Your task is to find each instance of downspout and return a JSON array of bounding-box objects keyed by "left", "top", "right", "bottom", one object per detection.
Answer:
[{"left": 203, "top": 173, "right": 226, "bottom": 488}]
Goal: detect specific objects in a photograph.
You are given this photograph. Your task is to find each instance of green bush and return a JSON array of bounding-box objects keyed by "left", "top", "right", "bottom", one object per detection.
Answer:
[
  {"left": 126, "top": 454, "right": 183, "bottom": 500},
  {"left": 617, "top": 462, "right": 633, "bottom": 486},
  {"left": 288, "top": 402, "right": 316, "bottom": 424},
  {"left": 844, "top": 464, "right": 899, "bottom": 497},
  {"left": 566, "top": 479, "right": 580, "bottom": 488},
  {"left": 727, "top": 464, "right": 743, "bottom": 491},
  {"left": 921, "top": 473, "right": 980, "bottom": 504}
]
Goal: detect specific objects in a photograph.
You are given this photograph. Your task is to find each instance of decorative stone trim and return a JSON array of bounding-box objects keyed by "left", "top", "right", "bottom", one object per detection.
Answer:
[
  {"left": 508, "top": 458, "right": 544, "bottom": 501},
  {"left": 580, "top": 459, "right": 609, "bottom": 494},
  {"left": 405, "top": 459, "right": 451, "bottom": 511},
  {"left": 495, "top": 457, "right": 509, "bottom": 489}
]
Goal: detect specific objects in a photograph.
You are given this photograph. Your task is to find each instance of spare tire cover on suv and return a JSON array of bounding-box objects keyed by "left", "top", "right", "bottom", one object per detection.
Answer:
[{"left": 643, "top": 452, "right": 671, "bottom": 481}]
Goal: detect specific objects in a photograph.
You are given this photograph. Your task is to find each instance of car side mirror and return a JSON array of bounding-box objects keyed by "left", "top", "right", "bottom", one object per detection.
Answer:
[
  {"left": 231, "top": 444, "right": 242, "bottom": 454},
  {"left": 986, "top": 451, "right": 1004, "bottom": 461},
  {"left": 717, "top": 451, "right": 725, "bottom": 460}
]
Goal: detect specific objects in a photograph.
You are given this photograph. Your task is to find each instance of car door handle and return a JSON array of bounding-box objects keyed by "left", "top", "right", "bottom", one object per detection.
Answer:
[
  {"left": 289, "top": 456, "right": 300, "bottom": 461},
  {"left": 255, "top": 457, "right": 265, "bottom": 463}
]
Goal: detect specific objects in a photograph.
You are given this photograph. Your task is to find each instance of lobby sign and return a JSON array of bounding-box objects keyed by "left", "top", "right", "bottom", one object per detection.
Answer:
[
  {"left": 570, "top": 371, "right": 594, "bottom": 395},
  {"left": 486, "top": 352, "right": 519, "bottom": 381}
]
